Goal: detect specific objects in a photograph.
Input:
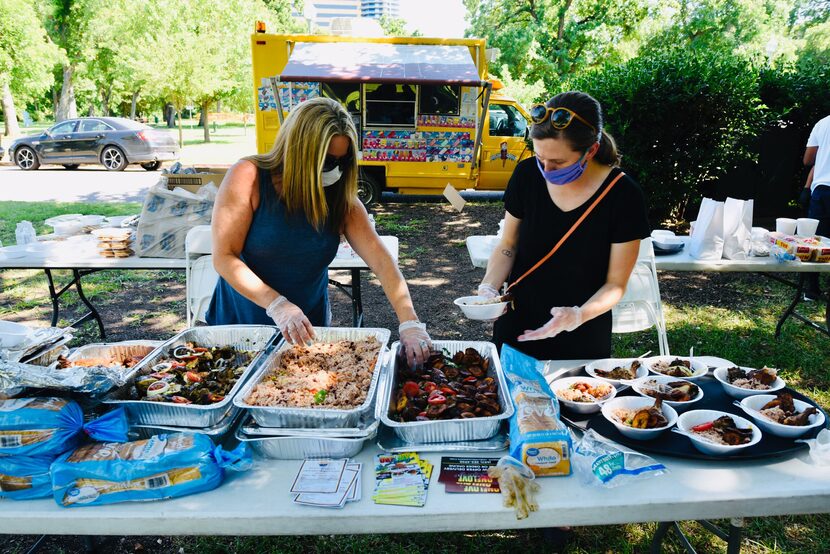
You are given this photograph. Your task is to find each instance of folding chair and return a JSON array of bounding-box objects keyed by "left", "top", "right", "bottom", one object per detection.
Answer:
[
  {"left": 611, "top": 238, "right": 670, "bottom": 355},
  {"left": 185, "top": 225, "right": 219, "bottom": 327}
]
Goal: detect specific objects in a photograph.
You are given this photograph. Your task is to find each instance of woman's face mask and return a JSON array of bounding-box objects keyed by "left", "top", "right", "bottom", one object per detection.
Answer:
[
  {"left": 321, "top": 166, "right": 342, "bottom": 187},
  {"left": 536, "top": 150, "right": 589, "bottom": 186}
]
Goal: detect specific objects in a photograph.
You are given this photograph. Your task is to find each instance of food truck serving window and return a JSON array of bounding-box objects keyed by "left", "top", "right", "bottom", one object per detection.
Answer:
[
  {"left": 365, "top": 83, "right": 417, "bottom": 128},
  {"left": 322, "top": 82, "right": 362, "bottom": 136},
  {"left": 419, "top": 85, "right": 459, "bottom": 116}
]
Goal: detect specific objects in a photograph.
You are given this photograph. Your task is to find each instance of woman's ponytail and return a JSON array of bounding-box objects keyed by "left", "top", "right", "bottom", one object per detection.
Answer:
[{"left": 595, "top": 128, "right": 620, "bottom": 167}]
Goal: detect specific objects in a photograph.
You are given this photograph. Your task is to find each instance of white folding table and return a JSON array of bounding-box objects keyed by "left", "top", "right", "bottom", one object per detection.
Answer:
[
  {"left": 0, "top": 359, "right": 827, "bottom": 554},
  {"left": 0, "top": 236, "right": 399, "bottom": 337}
]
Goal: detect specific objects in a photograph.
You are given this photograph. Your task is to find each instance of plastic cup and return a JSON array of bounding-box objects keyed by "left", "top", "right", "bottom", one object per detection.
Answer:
[
  {"left": 797, "top": 218, "right": 819, "bottom": 237},
  {"left": 689, "top": 220, "right": 696, "bottom": 236},
  {"left": 776, "top": 218, "right": 797, "bottom": 235}
]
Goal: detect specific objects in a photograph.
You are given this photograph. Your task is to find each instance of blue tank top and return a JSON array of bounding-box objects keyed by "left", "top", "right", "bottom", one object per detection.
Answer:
[{"left": 205, "top": 167, "right": 340, "bottom": 326}]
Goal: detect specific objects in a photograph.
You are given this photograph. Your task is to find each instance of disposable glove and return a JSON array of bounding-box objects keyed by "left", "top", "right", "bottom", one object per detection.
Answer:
[
  {"left": 266, "top": 295, "right": 315, "bottom": 345},
  {"left": 517, "top": 306, "right": 583, "bottom": 342},
  {"left": 398, "top": 320, "right": 432, "bottom": 369},
  {"left": 477, "top": 283, "right": 500, "bottom": 299},
  {"left": 799, "top": 188, "right": 812, "bottom": 211}
]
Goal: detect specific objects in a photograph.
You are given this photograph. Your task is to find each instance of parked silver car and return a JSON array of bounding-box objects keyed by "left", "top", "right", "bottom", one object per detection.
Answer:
[{"left": 10, "top": 117, "right": 180, "bottom": 171}]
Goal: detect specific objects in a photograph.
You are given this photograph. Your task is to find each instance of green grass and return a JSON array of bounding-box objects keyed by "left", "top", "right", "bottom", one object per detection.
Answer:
[{"left": 0, "top": 201, "right": 141, "bottom": 246}]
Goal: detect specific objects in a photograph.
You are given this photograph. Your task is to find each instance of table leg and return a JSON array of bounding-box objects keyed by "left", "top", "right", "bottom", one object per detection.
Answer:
[
  {"left": 73, "top": 270, "right": 106, "bottom": 339},
  {"left": 775, "top": 274, "right": 806, "bottom": 338},
  {"left": 351, "top": 269, "right": 363, "bottom": 327},
  {"left": 727, "top": 518, "right": 744, "bottom": 554},
  {"left": 650, "top": 521, "right": 673, "bottom": 553},
  {"left": 44, "top": 269, "right": 61, "bottom": 327}
]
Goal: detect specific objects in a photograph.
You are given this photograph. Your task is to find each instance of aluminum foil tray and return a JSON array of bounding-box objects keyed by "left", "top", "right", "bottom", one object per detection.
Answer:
[
  {"left": 235, "top": 416, "right": 378, "bottom": 459},
  {"left": 377, "top": 341, "right": 514, "bottom": 444},
  {"left": 233, "top": 327, "right": 390, "bottom": 429},
  {"left": 242, "top": 410, "right": 378, "bottom": 438},
  {"left": 128, "top": 407, "right": 243, "bottom": 444},
  {"left": 103, "top": 325, "right": 278, "bottom": 428},
  {"left": 61, "top": 340, "right": 161, "bottom": 373}
]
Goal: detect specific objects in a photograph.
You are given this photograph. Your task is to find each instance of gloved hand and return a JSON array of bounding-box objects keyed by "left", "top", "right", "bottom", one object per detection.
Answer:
[
  {"left": 477, "top": 283, "right": 500, "bottom": 299},
  {"left": 399, "top": 320, "right": 432, "bottom": 369},
  {"left": 266, "top": 295, "right": 315, "bottom": 345},
  {"left": 799, "top": 188, "right": 812, "bottom": 211},
  {"left": 517, "top": 306, "right": 583, "bottom": 342}
]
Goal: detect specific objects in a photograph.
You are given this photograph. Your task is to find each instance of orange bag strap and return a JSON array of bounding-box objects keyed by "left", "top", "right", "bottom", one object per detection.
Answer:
[{"left": 505, "top": 171, "right": 626, "bottom": 294}]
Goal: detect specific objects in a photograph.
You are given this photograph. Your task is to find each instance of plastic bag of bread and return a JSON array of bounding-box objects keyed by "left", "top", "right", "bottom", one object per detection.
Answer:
[
  {"left": 51, "top": 432, "right": 252, "bottom": 507},
  {"left": 487, "top": 456, "right": 540, "bottom": 520},
  {"left": 500, "top": 345, "right": 572, "bottom": 476},
  {"left": 0, "top": 398, "right": 128, "bottom": 458},
  {"left": 0, "top": 455, "right": 54, "bottom": 500}
]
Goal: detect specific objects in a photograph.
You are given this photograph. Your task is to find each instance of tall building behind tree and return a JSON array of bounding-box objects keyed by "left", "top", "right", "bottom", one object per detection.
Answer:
[{"left": 361, "top": 0, "right": 399, "bottom": 19}]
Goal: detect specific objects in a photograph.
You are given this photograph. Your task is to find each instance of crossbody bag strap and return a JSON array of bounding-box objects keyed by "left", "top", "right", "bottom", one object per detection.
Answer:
[{"left": 505, "top": 171, "right": 626, "bottom": 294}]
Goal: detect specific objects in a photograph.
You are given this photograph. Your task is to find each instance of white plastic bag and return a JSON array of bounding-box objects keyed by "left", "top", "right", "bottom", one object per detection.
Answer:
[
  {"left": 689, "top": 197, "right": 724, "bottom": 260},
  {"left": 136, "top": 181, "right": 218, "bottom": 258},
  {"left": 722, "top": 197, "right": 753, "bottom": 260}
]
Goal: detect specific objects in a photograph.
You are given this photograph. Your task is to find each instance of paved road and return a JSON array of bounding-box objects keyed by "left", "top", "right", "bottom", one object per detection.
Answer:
[{"left": 0, "top": 164, "right": 160, "bottom": 203}]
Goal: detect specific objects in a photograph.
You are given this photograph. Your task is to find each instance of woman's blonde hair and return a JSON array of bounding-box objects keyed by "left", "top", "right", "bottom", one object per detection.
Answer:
[{"left": 245, "top": 97, "right": 358, "bottom": 231}]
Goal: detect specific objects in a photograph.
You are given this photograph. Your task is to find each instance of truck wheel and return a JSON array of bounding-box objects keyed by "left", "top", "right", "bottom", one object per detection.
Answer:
[{"left": 357, "top": 172, "right": 381, "bottom": 206}]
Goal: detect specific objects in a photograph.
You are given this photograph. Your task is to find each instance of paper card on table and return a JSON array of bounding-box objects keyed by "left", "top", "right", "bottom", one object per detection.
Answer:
[
  {"left": 346, "top": 463, "right": 362, "bottom": 502},
  {"left": 293, "top": 467, "right": 358, "bottom": 508},
  {"left": 443, "top": 184, "right": 466, "bottom": 212},
  {"left": 439, "top": 457, "right": 500, "bottom": 482},
  {"left": 290, "top": 458, "right": 347, "bottom": 494}
]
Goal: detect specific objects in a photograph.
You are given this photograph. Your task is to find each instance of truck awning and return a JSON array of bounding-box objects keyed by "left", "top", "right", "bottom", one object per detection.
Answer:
[{"left": 279, "top": 42, "right": 486, "bottom": 86}]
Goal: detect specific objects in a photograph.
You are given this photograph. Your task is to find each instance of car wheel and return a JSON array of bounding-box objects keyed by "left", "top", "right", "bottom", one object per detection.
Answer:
[
  {"left": 357, "top": 171, "right": 382, "bottom": 207},
  {"left": 140, "top": 161, "right": 162, "bottom": 171},
  {"left": 62, "top": 164, "right": 80, "bottom": 170},
  {"left": 101, "top": 146, "right": 127, "bottom": 171},
  {"left": 14, "top": 146, "right": 40, "bottom": 171}
]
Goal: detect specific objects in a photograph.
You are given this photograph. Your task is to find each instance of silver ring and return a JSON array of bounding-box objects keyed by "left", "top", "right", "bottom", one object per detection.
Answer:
[{"left": 419, "top": 340, "right": 427, "bottom": 347}]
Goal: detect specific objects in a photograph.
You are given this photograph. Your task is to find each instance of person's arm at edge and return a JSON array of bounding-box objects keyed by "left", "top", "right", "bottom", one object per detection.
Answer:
[
  {"left": 480, "top": 212, "right": 521, "bottom": 292},
  {"left": 804, "top": 146, "right": 818, "bottom": 168},
  {"left": 211, "top": 160, "right": 280, "bottom": 309},
  {"left": 805, "top": 165, "right": 815, "bottom": 190}
]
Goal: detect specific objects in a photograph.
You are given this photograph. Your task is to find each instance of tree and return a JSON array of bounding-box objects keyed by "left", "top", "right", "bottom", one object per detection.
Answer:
[
  {"left": 379, "top": 15, "right": 421, "bottom": 37},
  {"left": 0, "top": 0, "right": 63, "bottom": 136},
  {"left": 464, "top": 0, "right": 649, "bottom": 90}
]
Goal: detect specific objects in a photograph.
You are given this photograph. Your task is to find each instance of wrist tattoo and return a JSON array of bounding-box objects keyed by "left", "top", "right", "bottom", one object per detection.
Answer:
[{"left": 501, "top": 248, "right": 514, "bottom": 258}]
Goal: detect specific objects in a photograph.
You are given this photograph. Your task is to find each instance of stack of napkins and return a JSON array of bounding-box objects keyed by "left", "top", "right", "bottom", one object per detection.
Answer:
[
  {"left": 372, "top": 452, "right": 433, "bottom": 507},
  {"left": 289, "top": 458, "right": 362, "bottom": 508}
]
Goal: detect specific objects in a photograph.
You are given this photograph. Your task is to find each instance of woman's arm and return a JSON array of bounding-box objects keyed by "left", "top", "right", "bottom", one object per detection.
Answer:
[
  {"left": 211, "top": 160, "right": 279, "bottom": 308},
  {"left": 518, "top": 239, "right": 640, "bottom": 341},
  {"left": 343, "top": 202, "right": 418, "bottom": 324},
  {"left": 480, "top": 212, "right": 521, "bottom": 293}
]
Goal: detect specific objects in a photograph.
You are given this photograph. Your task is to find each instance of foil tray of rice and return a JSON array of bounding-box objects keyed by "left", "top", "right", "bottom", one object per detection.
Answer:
[{"left": 234, "top": 327, "right": 390, "bottom": 429}]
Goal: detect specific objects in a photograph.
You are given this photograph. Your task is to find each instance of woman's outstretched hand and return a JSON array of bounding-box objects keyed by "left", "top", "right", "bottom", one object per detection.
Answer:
[{"left": 517, "top": 306, "right": 583, "bottom": 341}]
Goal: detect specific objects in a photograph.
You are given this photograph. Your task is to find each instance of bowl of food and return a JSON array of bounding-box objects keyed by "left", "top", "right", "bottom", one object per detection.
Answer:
[
  {"left": 713, "top": 366, "right": 785, "bottom": 399},
  {"left": 453, "top": 295, "right": 508, "bottom": 321},
  {"left": 601, "top": 396, "right": 677, "bottom": 440},
  {"left": 550, "top": 376, "right": 616, "bottom": 414},
  {"left": 631, "top": 375, "right": 703, "bottom": 411},
  {"left": 739, "top": 392, "right": 825, "bottom": 439},
  {"left": 585, "top": 358, "right": 648, "bottom": 387},
  {"left": 0, "top": 320, "right": 30, "bottom": 348},
  {"left": 675, "top": 410, "right": 761, "bottom": 456},
  {"left": 643, "top": 355, "right": 708, "bottom": 380},
  {"left": 0, "top": 245, "right": 28, "bottom": 259}
]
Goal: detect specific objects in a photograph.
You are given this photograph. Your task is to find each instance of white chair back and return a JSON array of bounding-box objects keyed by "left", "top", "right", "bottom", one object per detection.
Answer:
[
  {"left": 185, "top": 225, "right": 218, "bottom": 326},
  {"left": 612, "top": 238, "right": 670, "bottom": 355}
]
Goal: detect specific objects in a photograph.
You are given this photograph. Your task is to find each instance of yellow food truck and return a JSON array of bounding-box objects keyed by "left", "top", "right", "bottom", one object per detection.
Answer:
[{"left": 251, "top": 29, "right": 532, "bottom": 205}]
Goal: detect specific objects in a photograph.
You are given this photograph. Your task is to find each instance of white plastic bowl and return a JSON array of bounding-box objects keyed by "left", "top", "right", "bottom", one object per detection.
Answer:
[
  {"left": 675, "top": 409, "right": 761, "bottom": 456},
  {"left": 51, "top": 220, "right": 84, "bottom": 236},
  {"left": 453, "top": 295, "right": 508, "bottom": 321},
  {"left": 0, "top": 245, "right": 28, "bottom": 259},
  {"left": 549, "top": 376, "right": 617, "bottom": 414},
  {"left": 653, "top": 236, "right": 685, "bottom": 250},
  {"left": 651, "top": 230, "right": 676, "bottom": 239},
  {"left": 601, "top": 396, "right": 677, "bottom": 441},
  {"left": 643, "top": 355, "right": 709, "bottom": 380},
  {"left": 712, "top": 366, "right": 786, "bottom": 399},
  {"left": 0, "top": 320, "right": 30, "bottom": 348},
  {"left": 585, "top": 358, "right": 648, "bottom": 387},
  {"left": 631, "top": 375, "right": 704, "bottom": 412},
  {"left": 738, "top": 395, "right": 824, "bottom": 439},
  {"left": 78, "top": 215, "right": 106, "bottom": 227}
]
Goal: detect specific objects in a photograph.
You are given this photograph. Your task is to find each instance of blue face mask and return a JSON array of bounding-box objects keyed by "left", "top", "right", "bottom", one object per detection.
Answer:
[{"left": 536, "top": 150, "right": 589, "bottom": 186}]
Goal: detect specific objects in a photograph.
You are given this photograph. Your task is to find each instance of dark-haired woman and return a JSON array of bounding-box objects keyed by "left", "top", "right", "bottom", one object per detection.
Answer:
[
  {"left": 207, "top": 97, "right": 431, "bottom": 368},
  {"left": 477, "top": 91, "right": 649, "bottom": 360}
]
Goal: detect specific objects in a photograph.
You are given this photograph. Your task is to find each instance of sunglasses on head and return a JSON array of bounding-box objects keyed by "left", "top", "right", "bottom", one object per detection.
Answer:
[
  {"left": 322, "top": 153, "right": 353, "bottom": 172},
  {"left": 530, "top": 104, "right": 597, "bottom": 135}
]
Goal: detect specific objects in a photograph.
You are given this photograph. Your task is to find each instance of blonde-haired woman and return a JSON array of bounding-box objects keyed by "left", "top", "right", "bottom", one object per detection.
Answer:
[{"left": 206, "top": 97, "right": 432, "bottom": 367}]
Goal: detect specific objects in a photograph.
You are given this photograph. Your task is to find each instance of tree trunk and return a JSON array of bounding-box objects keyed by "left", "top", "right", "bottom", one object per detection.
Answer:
[
  {"left": 202, "top": 101, "right": 210, "bottom": 143},
  {"left": 1, "top": 82, "right": 21, "bottom": 137},
  {"left": 177, "top": 102, "right": 184, "bottom": 148},
  {"left": 197, "top": 106, "right": 205, "bottom": 127},
  {"left": 56, "top": 65, "right": 78, "bottom": 122},
  {"left": 130, "top": 91, "right": 139, "bottom": 119},
  {"left": 101, "top": 88, "right": 110, "bottom": 116},
  {"left": 165, "top": 103, "right": 176, "bottom": 127},
  {"left": 88, "top": 104, "right": 95, "bottom": 116},
  {"left": 216, "top": 99, "right": 222, "bottom": 112}
]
